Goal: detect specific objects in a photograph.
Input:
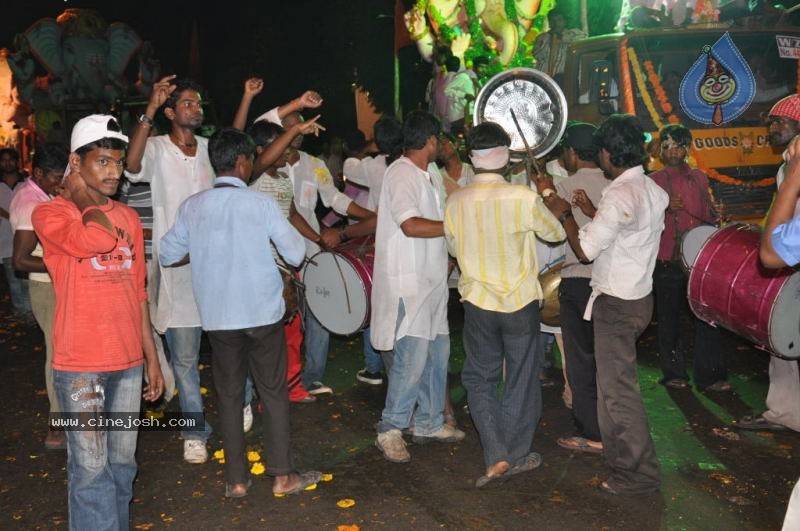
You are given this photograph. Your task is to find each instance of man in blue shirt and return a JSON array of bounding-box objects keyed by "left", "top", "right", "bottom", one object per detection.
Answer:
[
  {"left": 159, "top": 127, "right": 321, "bottom": 498},
  {"left": 760, "top": 135, "right": 800, "bottom": 531}
]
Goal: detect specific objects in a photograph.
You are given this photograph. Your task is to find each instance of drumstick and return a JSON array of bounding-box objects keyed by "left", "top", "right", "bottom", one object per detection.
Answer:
[{"left": 509, "top": 108, "right": 543, "bottom": 187}]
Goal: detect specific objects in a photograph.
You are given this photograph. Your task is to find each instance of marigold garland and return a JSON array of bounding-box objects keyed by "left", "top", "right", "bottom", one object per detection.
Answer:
[{"left": 627, "top": 47, "right": 664, "bottom": 129}]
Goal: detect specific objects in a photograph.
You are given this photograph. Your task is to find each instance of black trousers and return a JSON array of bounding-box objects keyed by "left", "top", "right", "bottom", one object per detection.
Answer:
[
  {"left": 207, "top": 322, "right": 293, "bottom": 484},
  {"left": 559, "top": 277, "right": 600, "bottom": 442},
  {"left": 653, "top": 260, "right": 727, "bottom": 388}
]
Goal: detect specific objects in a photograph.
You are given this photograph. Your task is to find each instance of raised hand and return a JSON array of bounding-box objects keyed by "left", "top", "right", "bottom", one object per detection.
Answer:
[
  {"left": 296, "top": 115, "right": 326, "bottom": 137},
  {"left": 244, "top": 77, "right": 264, "bottom": 98},
  {"left": 149, "top": 75, "right": 177, "bottom": 110},
  {"left": 296, "top": 91, "right": 323, "bottom": 110}
]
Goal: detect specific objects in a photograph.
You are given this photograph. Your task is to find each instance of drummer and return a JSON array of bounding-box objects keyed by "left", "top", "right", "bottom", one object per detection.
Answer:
[
  {"left": 735, "top": 93, "right": 800, "bottom": 433},
  {"left": 649, "top": 124, "right": 732, "bottom": 392}
]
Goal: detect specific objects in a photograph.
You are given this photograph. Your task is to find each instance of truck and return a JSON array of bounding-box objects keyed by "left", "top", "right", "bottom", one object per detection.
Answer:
[{"left": 561, "top": 25, "right": 800, "bottom": 221}]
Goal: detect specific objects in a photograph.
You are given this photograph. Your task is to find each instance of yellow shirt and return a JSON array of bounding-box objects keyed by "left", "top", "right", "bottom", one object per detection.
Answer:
[{"left": 444, "top": 173, "right": 566, "bottom": 313}]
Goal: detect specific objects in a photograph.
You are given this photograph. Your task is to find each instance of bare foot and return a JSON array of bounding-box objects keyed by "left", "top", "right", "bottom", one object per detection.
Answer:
[
  {"left": 273, "top": 471, "right": 322, "bottom": 496},
  {"left": 486, "top": 460, "right": 510, "bottom": 478}
]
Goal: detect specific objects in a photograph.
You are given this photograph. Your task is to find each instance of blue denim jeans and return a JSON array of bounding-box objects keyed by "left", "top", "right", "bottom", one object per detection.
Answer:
[
  {"left": 363, "top": 327, "right": 384, "bottom": 373},
  {"left": 54, "top": 365, "right": 143, "bottom": 531},
  {"left": 2, "top": 257, "right": 31, "bottom": 313},
  {"left": 302, "top": 311, "right": 330, "bottom": 387},
  {"left": 377, "top": 302, "right": 449, "bottom": 436},
  {"left": 461, "top": 300, "right": 542, "bottom": 468},
  {"left": 165, "top": 326, "right": 211, "bottom": 441}
]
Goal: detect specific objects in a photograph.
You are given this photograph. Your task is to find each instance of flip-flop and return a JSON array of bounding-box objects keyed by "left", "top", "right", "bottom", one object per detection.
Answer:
[
  {"left": 664, "top": 379, "right": 690, "bottom": 390},
  {"left": 273, "top": 471, "right": 323, "bottom": 497},
  {"left": 733, "top": 415, "right": 788, "bottom": 431},
  {"left": 225, "top": 478, "right": 252, "bottom": 498},
  {"left": 505, "top": 452, "right": 542, "bottom": 477},
  {"left": 704, "top": 381, "right": 734, "bottom": 392},
  {"left": 557, "top": 436, "right": 603, "bottom": 454},
  {"left": 475, "top": 462, "right": 510, "bottom": 488}
]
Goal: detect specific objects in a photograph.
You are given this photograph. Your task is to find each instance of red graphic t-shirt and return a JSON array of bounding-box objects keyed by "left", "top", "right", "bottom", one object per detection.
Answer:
[{"left": 33, "top": 197, "right": 147, "bottom": 372}]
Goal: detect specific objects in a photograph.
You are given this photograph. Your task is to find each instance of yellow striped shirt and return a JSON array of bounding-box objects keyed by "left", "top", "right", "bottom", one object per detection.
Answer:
[{"left": 444, "top": 173, "right": 566, "bottom": 313}]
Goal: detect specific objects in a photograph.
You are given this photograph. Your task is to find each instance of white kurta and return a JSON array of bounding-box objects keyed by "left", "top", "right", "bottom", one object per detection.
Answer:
[
  {"left": 370, "top": 157, "right": 449, "bottom": 351},
  {"left": 125, "top": 135, "right": 215, "bottom": 332}
]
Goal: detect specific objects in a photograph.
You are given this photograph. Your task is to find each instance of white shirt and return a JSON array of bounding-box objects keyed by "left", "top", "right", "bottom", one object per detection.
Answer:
[
  {"left": 284, "top": 151, "right": 353, "bottom": 257},
  {"left": 579, "top": 165, "right": 668, "bottom": 301},
  {"left": 258, "top": 106, "right": 355, "bottom": 256},
  {"left": 125, "top": 135, "right": 215, "bottom": 332},
  {"left": 343, "top": 154, "right": 388, "bottom": 211},
  {"left": 556, "top": 167, "right": 611, "bottom": 279},
  {"left": 370, "top": 157, "right": 449, "bottom": 350}
]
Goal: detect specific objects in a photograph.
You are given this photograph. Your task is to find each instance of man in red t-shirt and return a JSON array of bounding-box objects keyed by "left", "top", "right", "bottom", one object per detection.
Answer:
[{"left": 32, "top": 114, "right": 164, "bottom": 530}]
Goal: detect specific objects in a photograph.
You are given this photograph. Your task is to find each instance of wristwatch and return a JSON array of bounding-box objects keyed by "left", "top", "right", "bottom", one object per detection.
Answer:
[
  {"left": 138, "top": 114, "right": 154, "bottom": 126},
  {"left": 541, "top": 188, "right": 556, "bottom": 199}
]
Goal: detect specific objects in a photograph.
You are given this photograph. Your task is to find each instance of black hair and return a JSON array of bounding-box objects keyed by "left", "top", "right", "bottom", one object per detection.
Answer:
[
  {"left": 402, "top": 111, "right": 441, "bottom": 151},
  {"left": 594, "top": 114, "right": 647, "bottom": 168},
  {"left": 75, "top": 138, "right": 128, "bottom": 159},
  {"left": 467, "top": 122, "right": 511, "bottom": 151},
  {"left": 0, "top": 148, "right": 19, "bottom": 161},
  {"left": 446, "top": 55, "right": 461, "bottom": 73},
  {"left": 342, "top": 129, "right": 367, "bottom": 155},
  {"left": 659, "top": 124, "right": 692, "bottom": 147},
  {"left": 374, "top": 116, "right": 403, "bottom": 163},
  {"left": 246, "top": 121, "right": 284, "bottom": 148},
  {"left": 573, "top": 144, "right": 598, "bottom": 163},
  {"left": 208, "top": 127, "right": 255, "bottom": 174},
  {"left": 163, "top": 78, "right": 203, "bottom": 111},
  {"left": 33, "top": 143, "right": 69, "bottom": 172}
]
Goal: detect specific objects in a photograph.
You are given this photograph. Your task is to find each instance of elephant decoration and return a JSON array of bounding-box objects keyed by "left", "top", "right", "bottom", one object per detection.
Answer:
[
  {"left": 22, "top": 8, "right": 142, "bottom": 105},
  {"left": 405, "top": 0, "right": 543, "bottom": 66}
]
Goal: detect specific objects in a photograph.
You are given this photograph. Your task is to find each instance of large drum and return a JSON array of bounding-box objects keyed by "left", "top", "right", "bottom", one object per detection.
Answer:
[
  {"left": 302, "top": 238, "right": 374, "bottom": 336},
  {"left": 679, "top": 224, "right": 718, "bottom": 275},
  {"left": 684, "top": 223, "right": 800, "bottom": 359}
]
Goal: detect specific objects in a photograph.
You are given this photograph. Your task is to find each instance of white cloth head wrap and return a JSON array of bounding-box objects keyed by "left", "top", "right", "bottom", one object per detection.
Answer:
[{"left": 469, "top": 146, "right": 509, "bottom": 170}]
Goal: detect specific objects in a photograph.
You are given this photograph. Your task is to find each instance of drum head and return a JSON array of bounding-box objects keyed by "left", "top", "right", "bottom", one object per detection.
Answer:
[
  {"left": 680, "top": 225, "right": 718, "bottom": 274},
  {"left": 769, "top": 271, "right": 800, "bottom": 359},
  {"left": 303, "top": 252, "right": 369, "bottom": 336}
]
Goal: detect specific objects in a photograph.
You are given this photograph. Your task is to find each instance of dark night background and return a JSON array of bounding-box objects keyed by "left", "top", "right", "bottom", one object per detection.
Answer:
[{"left": 1, "top": 0, "right": 624, "bottom": 147}]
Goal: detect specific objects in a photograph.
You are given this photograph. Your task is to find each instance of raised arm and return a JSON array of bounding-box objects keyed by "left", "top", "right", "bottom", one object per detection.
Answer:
[
  {"left": 232, "top": 77, "right": 264, "bottom": 130},
  {"left": 127, "top": 75, "right": 176, "bottom": 174},
  {"left": 275, "top": 91, "right": 323, "bottom": 121},
  {"left": 253, "top": 116, "right": 326, "bottom": 176}
]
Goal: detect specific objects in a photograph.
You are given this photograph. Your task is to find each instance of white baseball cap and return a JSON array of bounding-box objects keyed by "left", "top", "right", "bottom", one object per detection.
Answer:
[{"left": 70, "top": 114, "right": 129, "bottom": 152}]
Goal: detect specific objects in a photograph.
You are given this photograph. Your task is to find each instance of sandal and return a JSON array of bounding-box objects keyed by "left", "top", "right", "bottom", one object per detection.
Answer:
[
  {"left": 475, "top": 461, "right": 510, "bottom": 488},
  {"left": 557, "top": 436, "right": 603, "bottom": 454},
  {"left": 273, "top": 471, "right": 322, "bottom": 497},
  {"left": 225, "top": 478, "right": 252, "bottom": 498},
  {"left": 664, "top": 379, "right": 690, "bottom": 390},
  {"left": 505, "top": 452, "right": 542, "bottom": 477},
  {"left": 704, "top": 381, "right": 734, "bottom": 392},
  {"left": 733, "top": 414, "right": 788, "bottom": 431}
]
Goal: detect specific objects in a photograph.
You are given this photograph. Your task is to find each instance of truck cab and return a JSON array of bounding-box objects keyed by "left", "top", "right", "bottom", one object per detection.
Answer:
[{"left": 562, "top": 26, "right": 800, "bottom": 221}]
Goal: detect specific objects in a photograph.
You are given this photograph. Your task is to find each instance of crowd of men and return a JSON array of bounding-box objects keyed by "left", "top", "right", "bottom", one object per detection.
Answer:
[{"left": 3, "top": 66, "right": 800, "bottom": 527}]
